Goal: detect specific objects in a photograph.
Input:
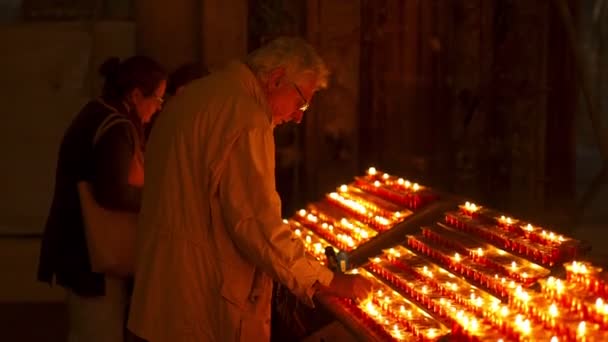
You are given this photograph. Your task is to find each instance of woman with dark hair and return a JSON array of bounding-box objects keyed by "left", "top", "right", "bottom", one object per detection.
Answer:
[{"left": 37, "top": 56, "right": 167, "bottom": 342}]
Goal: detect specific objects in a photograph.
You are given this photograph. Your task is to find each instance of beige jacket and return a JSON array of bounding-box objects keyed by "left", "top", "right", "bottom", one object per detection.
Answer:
[{"left": 128, "top": 62, "right": 334, "bottom": 342}]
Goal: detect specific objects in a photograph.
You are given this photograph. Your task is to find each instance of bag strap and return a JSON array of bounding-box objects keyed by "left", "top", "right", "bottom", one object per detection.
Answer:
[
  {"left": 93, "top": 113, "right": 133, "bottom": 147},
  {"left": 92, "top": 98, "right": 140, "bottom": 149}
]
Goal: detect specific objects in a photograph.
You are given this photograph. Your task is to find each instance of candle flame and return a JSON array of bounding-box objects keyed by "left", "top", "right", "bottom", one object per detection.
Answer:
[
  {"left": 368, "top": 167, "right": 377, "bottom": 175},
  {"left": 577, "top": 321, "right": 586, "bottom": 336},
  {"left": 596, "top": 298, "right": 604, "bottom": 310},
  {"left": 549, "top": 303, "right": 558, "bottom": 317}
]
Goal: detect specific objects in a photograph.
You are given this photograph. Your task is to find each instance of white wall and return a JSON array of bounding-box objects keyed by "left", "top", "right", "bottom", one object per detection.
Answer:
[
  {"left": 0, "top": 21, "right": 134, "bottom": 236},
  {"left": 0, "top": 22, "right": 134, "bottom": 301}
]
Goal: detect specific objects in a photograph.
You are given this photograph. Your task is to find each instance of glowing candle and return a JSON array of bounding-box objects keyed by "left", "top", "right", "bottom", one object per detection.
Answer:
[
  {"left": 368, "top": 167, "right": 377, "bottom": 175},
  {"left": 470, "top": 318, "right": 479, "bottom": 332},
  {"left": 500, "top": 305, "right": 509, "bottom": 318},
  {"left": 520, "top": 319, "right": 531, "bottom": 335},
  {"left": 306, "top": 213, "right": 317, "bottom": 223},
  {"left": 596, "top": 298, "right": 604, "bottom": 311},
  {"left": 454, "top": 253, "right": 462, "bottom": 262},
  {"left": 382, "top": 173, "right": 389, "bottom": 180},
  {"left": 499, "top": 215, "right": 513, "bottom": 225},
  {"left": 549, "top": 303, "right": 559, "bottom": 318},
  {"left": 577, "top": 321, "right": 586, "bottom": 338},
  {"left": 462, "top": 201, "right": 480, "bottom": 215},
  {"left": 339, "top": 184, "right": 348, "bottom": 192},
  {"left": 391, "top": 324, "right": 404, "bottom": 340},
  {"left": 412, "top": 183, "right": 420, "bottom": 191}
]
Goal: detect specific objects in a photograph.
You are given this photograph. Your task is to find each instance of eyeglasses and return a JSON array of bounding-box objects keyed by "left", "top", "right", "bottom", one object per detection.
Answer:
[{"left": 291, "top": 82, "right": 309, "bottom": 112}]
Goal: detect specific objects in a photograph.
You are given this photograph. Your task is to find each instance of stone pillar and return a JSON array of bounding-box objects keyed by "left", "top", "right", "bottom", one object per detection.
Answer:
[
  {"left": 200, "top": 0, "right": 248, "bottom": 69},
  {"left": 134, "top": 0, "right": 200, "bottom": 70}
]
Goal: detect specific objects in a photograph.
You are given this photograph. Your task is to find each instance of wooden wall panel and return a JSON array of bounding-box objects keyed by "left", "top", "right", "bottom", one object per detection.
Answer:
[
  {"left": 359, "top": 0, "right": 449, "bottom": 181},
  {"left": 304, "top": 0, "right": 361, "bottom": 201}
]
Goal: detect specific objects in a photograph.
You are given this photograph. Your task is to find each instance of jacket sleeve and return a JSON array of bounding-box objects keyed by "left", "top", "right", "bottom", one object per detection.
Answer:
[
  {"left": 219, "top": 127, "right": 334, "bottom": 306},
  {"left": 91, "top": 123, "right": 142, "bottom": 212}
]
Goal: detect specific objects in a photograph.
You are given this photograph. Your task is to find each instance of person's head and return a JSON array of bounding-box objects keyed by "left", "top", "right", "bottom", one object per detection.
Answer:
[
  {"left": 99, "top": 56, "right": 168, "bottom": 123},
  {"left": 167, "top": 63, "right": 209, "bottom": 96},
  {"left": 245, "top": 37, "right": 329, "bottom": 125}
]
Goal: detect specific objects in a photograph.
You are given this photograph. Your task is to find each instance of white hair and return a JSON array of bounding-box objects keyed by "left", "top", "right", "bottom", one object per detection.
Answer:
[{"left": 245, "top": 37, "right": 329, "bottom": 90}]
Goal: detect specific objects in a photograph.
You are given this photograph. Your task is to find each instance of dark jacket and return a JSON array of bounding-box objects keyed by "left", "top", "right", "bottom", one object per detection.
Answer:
[{"left": 37, "top": 98, "right": 143, "bottom": 297}]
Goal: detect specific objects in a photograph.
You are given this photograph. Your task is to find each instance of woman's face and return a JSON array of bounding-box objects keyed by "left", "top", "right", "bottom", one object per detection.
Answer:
[{"left": 131, "top": 80, "right": 167, "bottom": 123}]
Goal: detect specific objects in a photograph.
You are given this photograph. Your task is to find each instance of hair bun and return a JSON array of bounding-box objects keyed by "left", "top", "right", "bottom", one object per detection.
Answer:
[{"left": 98, "top": 57, "right": 121, "bottom": 78}]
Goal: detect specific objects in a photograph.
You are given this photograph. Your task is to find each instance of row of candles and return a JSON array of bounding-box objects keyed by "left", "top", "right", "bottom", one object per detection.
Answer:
[
  {"left": 420, "top": 225, "right": 550, "bottom": 286},
  {"left": 326, "top": 184, "right": 408, "bottom": 231},
  {"left": 447, "top": 210, "right": 560, "bottom": 267},
  {"left": 284, "top": 219, "right": 451, "bottom": 341},
  {"left": 367, "top": 249, "right": 554, "bottom": 341},
  {"left": 293, "top": 208, "right": 377, "bottom": 251},
  {"left": 508, "top": 281, "right": 608, "bottom": 341},
  {"left": 349, "top": 268, "right": 451, "bottom": 341},
  {"left": 564, "top": 261, "right": 608, "bottom": 297},
  {"left": 353, "top": 167, "right": 437, "bottom": 210},
  {"left": 402, "top": 228, "right": 608, "bottom": 340},
  {"left": 407, "top": 234, "right": 525, "bottom": 298},
  {"left": 370, "top": 246, "right": 608, "bottom": 341},
  {"left": 460, "top": 202, "right": 573, "bottom": 249},
  {"left": 456, "top": 202, "right": 581, "bottom": 265},
  {"left": 539, "top": 275, "right": 608, "bottom": 328},
  {"left": 364, "top": 259, "right": 502, "bottom": 341},
  {"left": 285, "top": 219, "right": 338, "bottom": 263}
]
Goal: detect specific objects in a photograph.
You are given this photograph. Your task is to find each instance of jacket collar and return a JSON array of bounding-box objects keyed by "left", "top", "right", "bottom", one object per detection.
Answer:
[{"left": 225, "top": 61, "right": 273, "bottom": 125}]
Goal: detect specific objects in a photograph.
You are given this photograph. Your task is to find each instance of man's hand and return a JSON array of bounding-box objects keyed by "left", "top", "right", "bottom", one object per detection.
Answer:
[{"left": 317, "top": 273, "right": 374, "bottom": 300}]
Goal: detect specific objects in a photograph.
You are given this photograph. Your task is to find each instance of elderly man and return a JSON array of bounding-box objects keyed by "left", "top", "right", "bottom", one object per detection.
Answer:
[{"left": 128, "top": 37, "right": 372, "bottom": 342}]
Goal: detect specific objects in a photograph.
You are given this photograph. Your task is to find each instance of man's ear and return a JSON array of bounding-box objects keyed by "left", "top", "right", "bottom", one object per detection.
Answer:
[{"left": 268, "top": 67, "right": 286, "bottom": 89}]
